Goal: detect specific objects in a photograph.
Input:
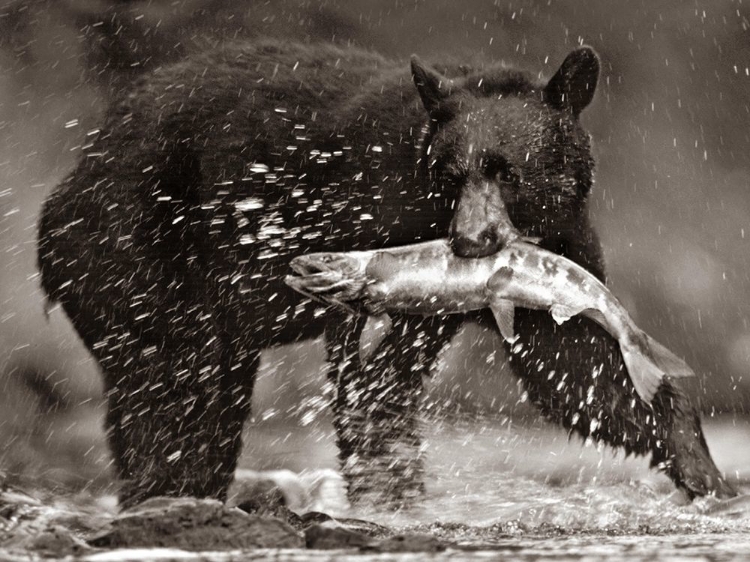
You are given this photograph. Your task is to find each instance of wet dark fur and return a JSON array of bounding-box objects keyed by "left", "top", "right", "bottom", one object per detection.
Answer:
[{"left": 38, "top": 39, "right": 735, "bottom": 506}]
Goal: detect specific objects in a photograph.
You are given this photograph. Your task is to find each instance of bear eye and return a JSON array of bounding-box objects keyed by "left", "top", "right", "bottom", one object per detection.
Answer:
[{"left": 484, "top": 156, "right": 516, "bottom": 184}]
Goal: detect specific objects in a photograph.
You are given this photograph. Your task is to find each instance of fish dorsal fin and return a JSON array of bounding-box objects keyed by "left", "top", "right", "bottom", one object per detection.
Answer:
[
  {"left": 359, "top": 313, "right": 393, "bottom": 363},
  {"left": 491, "top": 299, "right": 517, "bottom": 343},
  {"left": 549, "top": 304, "right": 581, "bottom": 325}
]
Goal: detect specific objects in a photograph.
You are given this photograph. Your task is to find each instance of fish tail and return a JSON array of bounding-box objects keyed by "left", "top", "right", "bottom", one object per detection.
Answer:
[
  {"left": 620, "top": 333, "right": 695, "bottom": 405},
  {"left": 620, "top": 346, "right": 665, "bottom": 405},
  {"left": 644, "top": 333, "right": 695, "bottom": 379}
]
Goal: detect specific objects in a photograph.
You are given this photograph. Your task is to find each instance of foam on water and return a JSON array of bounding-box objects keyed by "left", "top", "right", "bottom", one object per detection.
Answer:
[
  {"left": 343, "top": 418, "right": 750, "bottom": 537},
  {"left": 238, "top": 414, "right": 750, "bottom": 539}
]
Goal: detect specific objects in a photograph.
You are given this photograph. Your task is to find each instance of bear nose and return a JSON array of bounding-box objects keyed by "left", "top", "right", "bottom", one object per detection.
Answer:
[{"left": 449, "top": 228, "right": 500, "bottom": 258}]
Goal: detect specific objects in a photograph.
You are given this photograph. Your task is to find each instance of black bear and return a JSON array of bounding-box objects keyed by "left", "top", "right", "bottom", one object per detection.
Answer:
[{"left": 38, "top": 39, "right": 736, "bottom": 507}]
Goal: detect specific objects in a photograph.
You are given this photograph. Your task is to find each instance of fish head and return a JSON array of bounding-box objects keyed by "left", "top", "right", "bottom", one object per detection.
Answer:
[
  {"left": 289, "top": 252, "right": 363, "bottom": 278},
  {"left": 286, "top": 252, "right": 368, "bottom": 313}
]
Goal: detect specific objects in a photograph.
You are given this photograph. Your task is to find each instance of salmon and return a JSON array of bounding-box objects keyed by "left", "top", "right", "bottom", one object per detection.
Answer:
[{"left": 285, "top": 239, "right": 694, "bottom": 404}]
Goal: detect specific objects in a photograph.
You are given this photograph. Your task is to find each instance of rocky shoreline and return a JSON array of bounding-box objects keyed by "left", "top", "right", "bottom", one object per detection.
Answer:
[
  {"left": 0, "top": 486, "right": 452, "bottom": 559},
  {"left": 2, "top": 471, "right": 749, "bottom": 560}
]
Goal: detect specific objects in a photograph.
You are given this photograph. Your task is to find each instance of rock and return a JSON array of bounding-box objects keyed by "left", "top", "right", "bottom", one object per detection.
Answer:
[
  {"left": 6, "top": 524, "right": 93, "bottom": 557},
  {"left": 0, "top": 486, "right": 113, "bottom": 543},
  {"left": 365, "top": 533, "right": 448, "bottom": 553},
  {"left": 299, "top": 511, "right": 389, "bottom": 536},
  {"left": 239, "top": 503, "right": 307, "bottom": 531},
  {"left": 0, "top": 488, "right": 43, "bottom": 522},
  {"left": 88, "top": 496, "right": 303, "bottom": 550},
  {"left": 0, "top": 488, "right": 105, "bottom": 557},
  {"left": 305, "top": 523, "right": 373, "bottom": 549},
  {"left": 304, "top": 521, "right": 449, "bottom": 552},
  {"left": 301, "top": 512, "right": 391, "bottom": 550}
]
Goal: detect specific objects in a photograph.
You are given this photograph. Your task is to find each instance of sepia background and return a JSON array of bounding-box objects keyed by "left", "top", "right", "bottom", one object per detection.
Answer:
[{"left": 1, "top": 0, "right": 749, "bottom": 488}]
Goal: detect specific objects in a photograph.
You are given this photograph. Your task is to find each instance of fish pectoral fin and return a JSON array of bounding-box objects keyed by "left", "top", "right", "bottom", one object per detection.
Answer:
[
  {"left": 491, "top": 299, "right": 517, "bottom": 343},
  {"left": 549, "top": 304, "right": 580, "bottom": 325},
  {"left": 358, "top": 313, "right": 393, "bottom": 363}
]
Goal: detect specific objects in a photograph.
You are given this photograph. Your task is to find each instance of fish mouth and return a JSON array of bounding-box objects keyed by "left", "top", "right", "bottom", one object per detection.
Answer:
[
  {"left": 289, "top": 256, "right": 328, "bottom": 277},
  {"left": 289, "top": 253, "right": 363, "bottom": 277}
]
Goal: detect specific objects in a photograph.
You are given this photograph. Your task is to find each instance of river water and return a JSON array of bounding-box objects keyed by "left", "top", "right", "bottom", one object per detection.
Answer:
[
  {"left": 231, "top": 415, "right": 750, "bottom": 561},
  {"left": 78, "top": 536, "right": 750, "bottom": 562},
  {"left": 3, "top": 415, "right": 749, "bottom": 561}
]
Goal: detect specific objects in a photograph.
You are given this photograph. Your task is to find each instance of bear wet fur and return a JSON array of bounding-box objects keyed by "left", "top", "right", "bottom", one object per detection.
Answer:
[{"left": 38, "top": 39, "right": 736, "bottom": 507}]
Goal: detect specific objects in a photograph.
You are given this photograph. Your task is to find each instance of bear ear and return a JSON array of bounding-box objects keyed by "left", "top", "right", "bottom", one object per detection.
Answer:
[
  {"left": 411, "top": 55, "right": 452, "bottom": 116},
  {"left": 544, "top": 46, "right": 599, "bottom": 116}
]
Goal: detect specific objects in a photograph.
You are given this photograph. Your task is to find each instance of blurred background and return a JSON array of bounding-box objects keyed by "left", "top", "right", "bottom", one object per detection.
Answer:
[{"left": 1, "top": 0, "right": 749, "bottom": 489}]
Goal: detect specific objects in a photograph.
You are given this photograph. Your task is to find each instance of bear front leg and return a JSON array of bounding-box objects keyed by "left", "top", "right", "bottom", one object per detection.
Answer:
[
  {"left": 97, "top": 309, "right": 258, "bottom": 509},
  {"left": 649, "top": 384, "right": 737, "bottom": 499},
  {"left": 324, "top": 313, "right": 462, "bottom": 506},
  {"left": 510, "top": 309, "right": 737, "bottom": 499}
]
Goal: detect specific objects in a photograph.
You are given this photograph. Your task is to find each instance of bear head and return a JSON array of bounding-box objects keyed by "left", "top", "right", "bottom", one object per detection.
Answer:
[{"left": 412, "top": 47, "right": 599, "bottom": 258}]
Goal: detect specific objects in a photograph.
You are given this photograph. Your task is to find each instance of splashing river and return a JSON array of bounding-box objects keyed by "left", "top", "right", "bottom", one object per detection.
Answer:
[{"left": 2, "top": 415, "right": 748, "bottom": 561}]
